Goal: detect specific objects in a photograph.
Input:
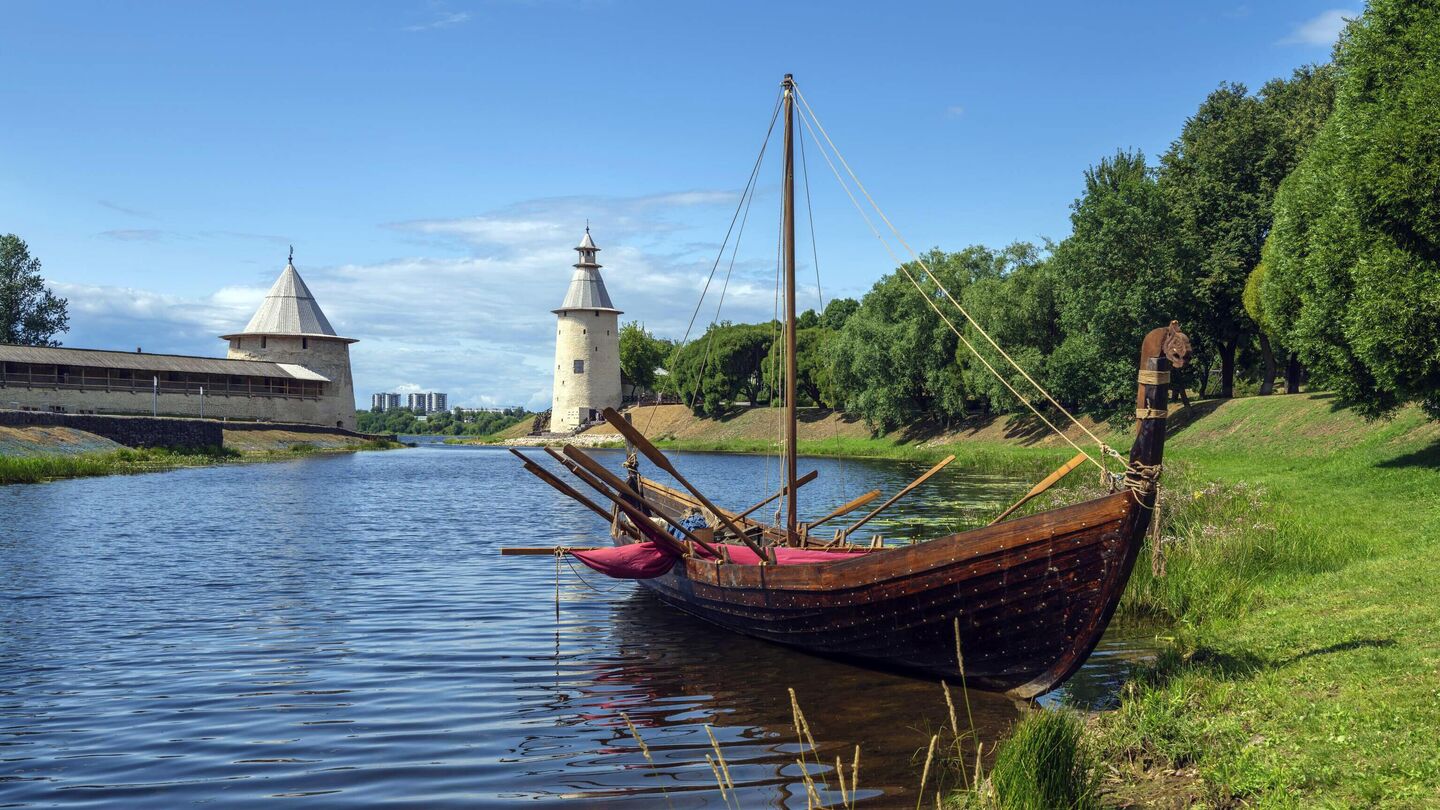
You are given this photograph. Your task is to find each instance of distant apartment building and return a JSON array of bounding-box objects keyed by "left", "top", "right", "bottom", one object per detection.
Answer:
[
  {"left": 370, "top": 392, "right": 402, "bottom": 411},
  {"left": 371, "top": 391, "right": 446, "bottom": 413}
]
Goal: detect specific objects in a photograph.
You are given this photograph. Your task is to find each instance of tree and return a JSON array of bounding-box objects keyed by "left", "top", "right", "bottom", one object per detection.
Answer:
[
  {"left": 762, "top": 326, "right": 839, "bottom": 407},
  {"left": 618, "top": 322, "right": 670, "bottom": 392},
  {"left": 830, "top": 248, "right": 997, "bottom": 431},
  {"left": 957, "top": 244, "right": 1060, "bottom": 413},
  {"left": 1262, "top": 0, "right": 1440, "bottom": 419},
  {"left": 819, "top": 297, "right": 859, "bottom": 330},
  {"left": 666, "top": 322, "right": 775, "bottom": 416},
  {"left": 1160, "top": 84, "right": 1277, "bottom": 399},
  {"left": 1049, "top": 151, "right": 1191, "bottom": 411},
  {"left": 0, "top": 235, "right": 69, "bottom": 346}
]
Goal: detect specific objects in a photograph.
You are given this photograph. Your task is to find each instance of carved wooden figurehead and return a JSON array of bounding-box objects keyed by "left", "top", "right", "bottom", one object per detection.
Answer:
[{"left": 1135, "top": 320, "right": 1190, "bottom": 414}]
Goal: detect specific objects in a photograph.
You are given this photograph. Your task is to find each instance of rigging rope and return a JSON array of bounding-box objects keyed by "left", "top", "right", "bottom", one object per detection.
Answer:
[
  {"left": 792, "top": 102, "right": 1108, "bottom": 473},
  {"left": 792, "top": 83, "right": 1120, "bottom": 473},
  {"left": 798, "top": 117, "right": 849, "bottom": 500},
  {"left": 645, "top": 91, "right": 782, "bottom": 438}
]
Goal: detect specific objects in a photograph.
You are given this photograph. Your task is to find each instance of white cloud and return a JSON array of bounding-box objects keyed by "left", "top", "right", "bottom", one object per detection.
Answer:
[
  {"left": 403, "top": 11, "right": 471, "bottom": 32},
  {"left": 55, "top": 189, "right": 785, "bottom": 412},
  {"left": 945, "top": 105, "right": 966, "bottom": 119},
  {"left": 1279, "top": 9, "right": 1357, "bottom": 46},
  {"left": 98, "top": 229, "right": 166, "bottom": 242}
]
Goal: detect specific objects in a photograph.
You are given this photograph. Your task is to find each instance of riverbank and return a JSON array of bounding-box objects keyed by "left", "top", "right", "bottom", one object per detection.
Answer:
[
  {"left": 0, "top": 424, "right": 403, "bottom": 485},
  {"left": 553, "top": 396, "right": 1439, "bottom": 806}
]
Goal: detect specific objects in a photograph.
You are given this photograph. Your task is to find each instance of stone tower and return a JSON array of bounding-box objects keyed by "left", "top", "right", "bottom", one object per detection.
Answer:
[
  {"left": 221, "top": 252, "right": 358, "bottom": 430},
  {"left": 550, "top": 228, "right": 622, "bottom": 432}
]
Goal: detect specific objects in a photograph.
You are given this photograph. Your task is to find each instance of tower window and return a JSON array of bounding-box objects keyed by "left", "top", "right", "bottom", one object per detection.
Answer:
[
  {"left": 574, "top": 359, "right": 584, "bottom": 374},
  {"left": 261, "top": 337, "right": 267, "bottom": 349},
  {"left": 583, "top": 328, "right": 587, "bottom": 335},
  {"left": 302, "top": 338, "right": 308, "bottom": 349}
]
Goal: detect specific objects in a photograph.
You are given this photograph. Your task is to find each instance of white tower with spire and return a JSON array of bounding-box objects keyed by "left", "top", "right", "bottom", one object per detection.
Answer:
[
  {"left": 550, "top": 227, "right": 622, "bottom": 432},
  {"left": 222, "top": 249, "right": 358, "bottom": 430}
]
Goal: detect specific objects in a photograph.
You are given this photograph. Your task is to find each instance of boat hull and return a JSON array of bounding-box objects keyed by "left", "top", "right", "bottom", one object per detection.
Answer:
[{"left": 626, "top": 479, "right": 1146, "bottom": 698}]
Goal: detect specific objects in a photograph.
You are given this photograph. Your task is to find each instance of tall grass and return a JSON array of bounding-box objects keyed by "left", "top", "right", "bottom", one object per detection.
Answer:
[
  {"left": 0, "top": 446, "right": 242, "bottom": 484},
  {"left": 949, "top": 710, "right": 1098, "bottom": 810}
]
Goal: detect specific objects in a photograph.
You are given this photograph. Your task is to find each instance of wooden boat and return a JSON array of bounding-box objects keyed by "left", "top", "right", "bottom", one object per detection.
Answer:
[{"left": 508, "top": 74, "right": 1190, "bottom": 698}]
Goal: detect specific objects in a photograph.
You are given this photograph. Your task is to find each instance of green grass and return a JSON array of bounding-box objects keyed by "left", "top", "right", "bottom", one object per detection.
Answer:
[
  {"left": 0, "top": 445, "right": 241, "bottom": 484},
  {"left": 0, "top": 438, "right": 404, "bottom": 485}
]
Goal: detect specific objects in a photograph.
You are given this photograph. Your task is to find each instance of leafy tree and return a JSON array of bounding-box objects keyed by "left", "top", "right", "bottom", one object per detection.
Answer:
[
  {"left": 957, "top": 244, "right": 1060, "bottom": 413},
  {"left": 819, "top": 297, "right": 859, "bottom": 330},
  {"left": 618, "top": 321, "right": 671, "bottom": 391},
  {"left": 1262, "top": 0, "right": 1440, "bottom": 419},
  {"left": 1160, "top": 84, "right": 1277, "bottom": 398},
  {"left": 1158, "top": 67, "right": 1335, "bottom": 400},
  {"left": 667, "top": 322, "right": 775, "bottom": 416},
  {"left": 830, "top": 248, "right": 998, "bottom": 431},
  {"left": 762, "top": 326, "right": 839, "bottom": 407},
  {"left": 0, "top": 235, "right": 69, "bottom": 346},
  {"left": 1049, "top": 151, "right": 1191, "bottom": 410}
]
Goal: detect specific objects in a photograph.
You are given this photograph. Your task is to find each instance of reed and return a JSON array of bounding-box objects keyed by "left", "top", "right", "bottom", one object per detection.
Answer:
[
  {"left": 915, "top": 734, "right": 939, "bottom": 810},
  {"left": 619, "top": 712, "right": 673, "bottom": 809}
]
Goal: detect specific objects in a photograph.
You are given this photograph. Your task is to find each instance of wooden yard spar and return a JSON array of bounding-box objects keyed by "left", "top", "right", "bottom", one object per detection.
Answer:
[{"left": 506, "top": 74, "right": 1194, "bottom": 698}]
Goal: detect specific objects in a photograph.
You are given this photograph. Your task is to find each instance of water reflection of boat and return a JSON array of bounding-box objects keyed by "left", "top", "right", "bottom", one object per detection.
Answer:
[{"left": 513, "top": 73, "right": 1190, "bottom": 699}]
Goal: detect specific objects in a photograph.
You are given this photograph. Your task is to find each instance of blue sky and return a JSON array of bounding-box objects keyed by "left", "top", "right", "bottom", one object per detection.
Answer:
[{"left": 0, "top": 1, "right": 1354, "bottom": 409}]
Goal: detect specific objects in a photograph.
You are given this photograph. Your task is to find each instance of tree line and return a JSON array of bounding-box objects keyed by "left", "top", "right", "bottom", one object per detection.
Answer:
[
  {"left": 357, "top": 407, "right": 528, "bottom": 436},
  {"left": 626, "top": 0, "right": 1438, "bottom": 429}
]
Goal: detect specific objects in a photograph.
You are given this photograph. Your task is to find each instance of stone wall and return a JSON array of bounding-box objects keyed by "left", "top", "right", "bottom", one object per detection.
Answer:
[
  {"left": 0, "top": 382, "right": 339, "bottom": 426},
  {"left": 0, "top": 410, "right": 394, "bottom": 451},
  {"left": 0, "top": 409, "right": 222, "bottom": 449},
  {"left": 550, "top": 310, "right": 621, "bottom": 432}
]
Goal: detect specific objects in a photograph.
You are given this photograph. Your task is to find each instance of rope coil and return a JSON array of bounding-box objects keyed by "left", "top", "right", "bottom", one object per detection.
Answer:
[{"left": 1137, "top": 370, "right": 1171, "bottom": 385}]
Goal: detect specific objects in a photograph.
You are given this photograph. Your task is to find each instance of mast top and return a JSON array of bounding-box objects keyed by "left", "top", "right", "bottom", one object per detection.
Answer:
[{"left": 782, "top": 73, "right": 794, "bottom": 88}]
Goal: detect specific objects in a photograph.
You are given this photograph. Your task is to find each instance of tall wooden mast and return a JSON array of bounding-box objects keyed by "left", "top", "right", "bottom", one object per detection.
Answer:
[{"left": 782, "top": 73, "right": 799, "bottom": 539}]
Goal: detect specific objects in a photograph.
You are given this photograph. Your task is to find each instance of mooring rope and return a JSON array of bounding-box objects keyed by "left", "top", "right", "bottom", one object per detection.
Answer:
[{"left": 793, "top": 83, "right": 1125, "bottom": 473}]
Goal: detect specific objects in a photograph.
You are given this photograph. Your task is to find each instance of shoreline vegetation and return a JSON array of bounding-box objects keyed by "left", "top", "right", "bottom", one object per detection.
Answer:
[
  {"left": 0, "top": 438, "right": 403, "bottom": 486},
  {"left": 503, "top": 395, "right": 1435, "bottom": 806}
]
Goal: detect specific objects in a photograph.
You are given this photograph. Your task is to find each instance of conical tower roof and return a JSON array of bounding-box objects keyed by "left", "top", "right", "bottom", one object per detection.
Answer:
[
  {"left": 554, "top": 228, "right": 622, "bottom": 314},
  {"left": 221, "top": 253, "right": 356, "bottom": 342}
]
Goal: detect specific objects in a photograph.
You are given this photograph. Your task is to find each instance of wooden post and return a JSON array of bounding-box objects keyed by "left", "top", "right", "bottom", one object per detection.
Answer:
[{"left": 781, "top": 73, "right": 800, "bottom": 541}]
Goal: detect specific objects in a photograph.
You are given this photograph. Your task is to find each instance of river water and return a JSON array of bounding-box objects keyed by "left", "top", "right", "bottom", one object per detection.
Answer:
[{"left": 0, "top": 443, "right": 1157, "bottom": 807}]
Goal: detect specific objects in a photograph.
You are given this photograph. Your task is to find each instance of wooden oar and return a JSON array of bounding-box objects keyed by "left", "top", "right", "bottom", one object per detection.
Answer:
[
  {"left": 600, "top": 407, "right": 773, "bottom": 562},
  {"left": 734, "top": 469, "right": 819, "bottom": 521},
  {"left": 840, "top": 455, "right": 956, "bottom": 541},
  {"left": 528, "top": 448, "right": 691, "bottom": 558},
  {"left": 988, "top": 451, "right": 1089, "bottom": 526},
  {"left": 500, "top": 546, "right": 602, "bottom": 555},
  {"left": 807, "top": 489, "right": 883, "bottom": 530},
  {"left": 509, "top": 447, "right": 677, "bottom": 553},
  {"left": 508, "top": 448, "right": 615, "bottom": 523},
  {"left": 559, "top": 445, "right": 723, "bottom": 559}
]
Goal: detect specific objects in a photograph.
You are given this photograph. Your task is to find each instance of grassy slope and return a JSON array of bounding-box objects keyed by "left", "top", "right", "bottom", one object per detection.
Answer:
[{"left": 619, "top": 396, "right": 1440, "bottom": 807}]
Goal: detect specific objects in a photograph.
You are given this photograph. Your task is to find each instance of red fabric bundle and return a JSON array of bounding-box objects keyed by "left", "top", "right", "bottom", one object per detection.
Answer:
[
  {"left": 571, "top": 542, "right": 680, "bottom": 579},
  {"left": 570, "top": 541, "right": 864, "bottom": 579}
]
